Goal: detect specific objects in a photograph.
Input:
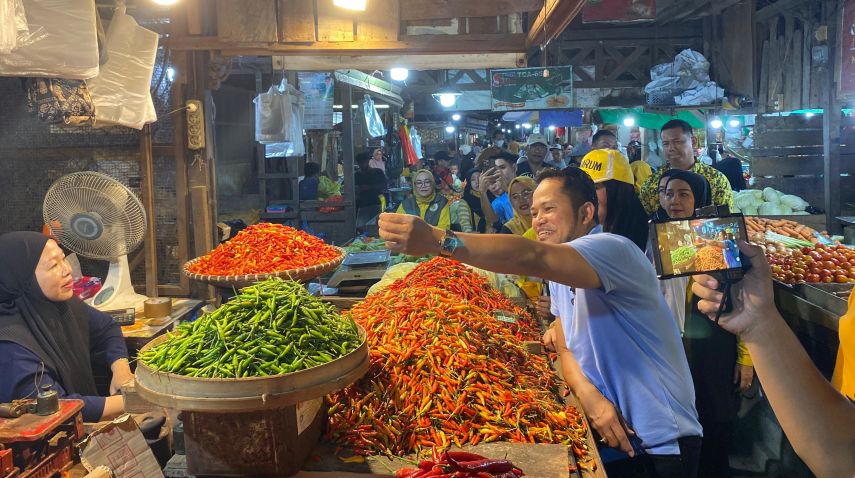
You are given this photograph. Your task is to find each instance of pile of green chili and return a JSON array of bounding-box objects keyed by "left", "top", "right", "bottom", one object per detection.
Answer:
[{"left": 138, "top": 279, "right": 361, "bottom": 378}]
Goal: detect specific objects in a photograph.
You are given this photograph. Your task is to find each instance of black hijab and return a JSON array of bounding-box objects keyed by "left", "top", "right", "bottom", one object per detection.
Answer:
[
  {"left": 653, "top": 169, "right": 712, "bottom": 220},
  {"left": 462, "top": 168, "right": 486, "bottom": 233},
  {"left": 0, "top": 232, "right": 97, "bottom": 396}
]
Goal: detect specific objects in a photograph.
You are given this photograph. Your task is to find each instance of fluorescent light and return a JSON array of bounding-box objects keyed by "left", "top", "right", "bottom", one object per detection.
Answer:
[
  {"left": 152, "top": 0, "right": 179, "bottom": 5},
  {"left": 805, "top": 112, "right": 815, "bottom": 118},
  {"left": 522, "top": 123, "right": 532, "bottom": 129},
  {"left": 515, "top": 125, "right": 520, "bottom": 129},
  {"left": 445, "top": 126, "right": 455, "bottom": 133},
  {"left": 451, "top": 113, "right": 461, "bottom": 121},
  {"left": 390, "top": 68, "right": 409, "bottom": 81},
  {"left": 622, "top": 117, "right": 635, "bottom": 127},
  {"left": 333, "top": 0, "right": 367, "bottom": 11},
  {"left": 709, "top": 118, "right": 723, "bottom": 129},
  {"left": 548, "top": 125, "right": 556, "bottom": 131},
  {"left": 728, "top": 118, "right": 740, "bottom": 127}
]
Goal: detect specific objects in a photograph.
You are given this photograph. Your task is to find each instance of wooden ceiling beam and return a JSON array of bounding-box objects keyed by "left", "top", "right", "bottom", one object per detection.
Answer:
[
  {"left": 527, "top": 0, "right": 586, "bottom": 49},
  {"left": 252, "top": 53, "right": 526, "bottom": 70},
  {"left": 399, "top": 0, "right": 542, "bottom": 21},
  {"left": 163, "top": 33, "right": 526, "bottom": 56}
]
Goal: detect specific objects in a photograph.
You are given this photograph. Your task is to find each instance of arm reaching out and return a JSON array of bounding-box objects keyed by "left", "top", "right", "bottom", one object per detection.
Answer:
[
  {"left": 378, "top": 213, "right": 601, "bottom": 290},
  {"left": 692, "top": 241, "right": 855, "bottom": 478}
]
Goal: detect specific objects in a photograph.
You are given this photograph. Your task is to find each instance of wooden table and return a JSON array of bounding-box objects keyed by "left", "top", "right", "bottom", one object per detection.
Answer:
[{"left": 122, "top": 299, "right": 204, "bottom": 354}]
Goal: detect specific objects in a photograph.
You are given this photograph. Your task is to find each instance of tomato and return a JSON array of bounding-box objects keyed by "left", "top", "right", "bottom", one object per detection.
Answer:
[
  {"left": 801, "top": 247, "right": 812, "bottom": 254},
  {"left": 810, "top": 251, "right": 823, "bottom": 261},
  {"left": 836, "top": 274, "right": 850, "bottom": 283},
  {"left": 807, "top": 273, "right": 821, "bottom": 283},
  {"left": 793, "top": 266, "right": 806, "bottom": 275},
  {"left": 823, "top": 276, "right": 834, "bottom": 283},
  {"left": 794, "top": 273, "right": 805, "bottom": 282}
]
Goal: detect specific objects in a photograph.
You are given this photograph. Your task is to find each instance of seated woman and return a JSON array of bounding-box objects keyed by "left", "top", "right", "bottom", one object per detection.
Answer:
[
  {"left": 299, "top": 162, "right": 322, "bottom": 200},
  {"left": 0, "top": 232, "right": 133, "bottom": 422},
  {"left": 396, "top": 169, "right": 451, "bottom": 229},
  {"left": 499, "top": 176, "right": 536, "bottom": 235}
]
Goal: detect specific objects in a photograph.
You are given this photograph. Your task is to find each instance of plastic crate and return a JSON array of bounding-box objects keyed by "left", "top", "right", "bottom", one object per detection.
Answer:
[{"left": 646, "top": 89, "right": 681, "bottom": 105}]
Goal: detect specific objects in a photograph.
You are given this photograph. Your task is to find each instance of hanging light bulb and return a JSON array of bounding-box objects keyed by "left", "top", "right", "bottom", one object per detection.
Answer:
[
  {"left": 390, "top": 68, "right": 409, "bottom": 81},
  {"left": 451, "top": 113, "right": 461, "bottom": 121},
  {"left": 805, "top": 112, "right": 815, "bottom": 118},
  {"left": 548, "top": 125, "right": 556, "bottom": 131},
  {"left": 728, "top": 118, "right": 740, "bottom": 128},
  {"left": 333, "top": 0, "right": 367, "bottom": 11},
  {"left": 709, "top": 117, "right": 723, "bottom": 129},
  {"left": 445, "top": 125, "right": 455, "bottom": 134},
  {"left": 152, "top": 0, "right": 179, "bottom": 5},
  {"left": 623, "top": 116, "right": 636, "bottom": 127}
]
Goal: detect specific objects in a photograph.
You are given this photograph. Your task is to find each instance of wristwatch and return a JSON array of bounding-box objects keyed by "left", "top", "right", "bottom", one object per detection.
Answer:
[{"left": 438, "top": 229, "right": 461, "bottom": 258}]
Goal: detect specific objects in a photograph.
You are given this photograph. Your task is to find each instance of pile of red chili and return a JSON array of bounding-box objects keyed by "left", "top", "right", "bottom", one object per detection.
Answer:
[
  {"left": 326, "top": 258, "right": 592, "bottom": 469},
  {"left": 385, "top": 258, "right": 540, "bottom": 341},
  {"left": 187, "top": 223, "right": 340, "bottom": 276}
]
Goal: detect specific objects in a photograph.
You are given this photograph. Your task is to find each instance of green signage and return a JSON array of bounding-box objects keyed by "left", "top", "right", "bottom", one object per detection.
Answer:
[{"left": 490, "top": 66, "right": 573, "bottom": 112}]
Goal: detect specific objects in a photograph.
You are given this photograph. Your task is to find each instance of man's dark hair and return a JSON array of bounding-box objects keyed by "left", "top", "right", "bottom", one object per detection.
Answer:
[
  {"left": 660, "top": 119, "right": 693, "bottom": 137},
  {"left": 434, "top": 151, "right": 451, "bottom": 163},
  {"left": 355, "top": 152, "right": 371, "bottom": 165},
  {"left": 535, "top": 167, "right": 599, "bottom": 224},
  {"left": 591, "top": 129, "right": 616, "bottom": 145},
  {"left": 492, "top": 129, "right": 505, "bottom": 139},
  {"left": 304, "top": 162, "right": 321, "bottom": 177},
  {"left": 447, "top": 141, "right": 457, "bottom": 153},
  {"left": 491, "top": 151, "right": 519, "bottom": 167},
  {"left": 601, "top": 180, "right": 648, "bottom": 251}
]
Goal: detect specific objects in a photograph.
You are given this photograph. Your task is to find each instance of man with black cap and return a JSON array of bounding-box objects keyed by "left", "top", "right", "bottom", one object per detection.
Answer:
[{"left": 516, "top": 133, "right": 556, "bottom": 178}]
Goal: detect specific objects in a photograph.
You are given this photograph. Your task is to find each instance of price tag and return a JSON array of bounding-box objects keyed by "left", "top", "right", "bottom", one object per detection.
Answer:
[{"left": 493, "top": 310, "right": 517, "bottom": 324}]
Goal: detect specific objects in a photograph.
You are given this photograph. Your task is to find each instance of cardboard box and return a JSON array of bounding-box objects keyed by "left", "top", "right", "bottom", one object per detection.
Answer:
[{"left": 79, "top": 414, "right": 164, "bottom": 478}]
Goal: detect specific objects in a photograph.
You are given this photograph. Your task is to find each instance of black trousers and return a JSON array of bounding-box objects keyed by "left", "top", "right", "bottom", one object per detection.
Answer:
[{"left": 603, "top": 436, "right": 702, "bottom": 478}]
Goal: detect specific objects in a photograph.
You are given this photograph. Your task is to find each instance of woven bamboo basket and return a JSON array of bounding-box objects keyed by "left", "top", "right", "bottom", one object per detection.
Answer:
[{"left": 182, "top": 247, "right": 345, "bottom": 288}]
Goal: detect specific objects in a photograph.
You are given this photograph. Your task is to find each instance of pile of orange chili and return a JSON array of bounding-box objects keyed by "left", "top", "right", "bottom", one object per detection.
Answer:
[
  {"left": 187, "top": 223, "right": 340, "bottom": 276},
  {"left": 327, "top": 258, "right": 592, "bottom": 469}
]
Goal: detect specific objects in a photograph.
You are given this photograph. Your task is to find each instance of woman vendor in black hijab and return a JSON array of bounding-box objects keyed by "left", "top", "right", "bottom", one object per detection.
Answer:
[{"left": 0, "top": 232, "right": 132, "bottom": 422}]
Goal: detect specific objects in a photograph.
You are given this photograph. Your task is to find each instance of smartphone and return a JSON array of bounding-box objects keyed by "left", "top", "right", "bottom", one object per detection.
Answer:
[{"left": 650, "top": 214, "right": 749, "bottom": 279}]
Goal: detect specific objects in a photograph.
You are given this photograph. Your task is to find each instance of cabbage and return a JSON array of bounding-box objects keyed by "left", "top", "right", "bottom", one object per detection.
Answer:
[
  {"left": 762, "top": 187, "right": 781, "bottom": 203},
  {"left": 759, "top": 202, "right": 782, "bottom": 215},
  {"left": 751, "top": 190, "right": 764, "bottom": 200},
  {"left": 742, "top": 206, "right": 758, "bottom": 215},
  {"left": 778, "top": 204, "right": 793, "bottom": 214},
  {"left": 779, "top": 194, "right": 809, "bottom": 211}
]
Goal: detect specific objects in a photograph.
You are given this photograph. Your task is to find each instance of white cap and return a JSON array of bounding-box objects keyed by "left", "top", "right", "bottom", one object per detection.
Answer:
[
  {"left": 527, "top": 133, "right": 548, "bottom": 147},
  {"left": 459, "top": 144, "right": 472, "bottom": 155}
]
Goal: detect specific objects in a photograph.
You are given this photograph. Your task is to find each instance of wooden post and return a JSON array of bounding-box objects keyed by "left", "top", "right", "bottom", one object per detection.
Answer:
[
  {"left": 139, "top": 125, "right": 159, "bottom": 297},
  {"left": 824, "top": 3, "right": 841, "bottom": 234},
  {"left": 342, "top": 83, "right": 356, "bottom": 214}
]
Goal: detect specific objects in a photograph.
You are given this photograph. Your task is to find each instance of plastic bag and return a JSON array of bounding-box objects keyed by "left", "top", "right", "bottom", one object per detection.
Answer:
[
  {"left": 362, "top": 95, "right": 386, "bottom": 138},
  {"left": 286, "top": 87, "right": 306, "bottom": 156},
  {"left": 0, "top": 0, "right": 27, "bottom": 53},
  {"left": 0, "top": 0, "right": 98, "bottom": 79},
  {"left": 673, "top": 49, "right": 710, "bottom": 83},
  {"left": 675, "top": 81, "right": 724, "bottom": 106},
  {"left": 409, "top": 125, "right": 423, "bottom": 160},
  {"left": 254, "top": 84, "right": 288, "bottom": 143},
  {"left": 88, "top": 11, "right": 158, "bottom": 130}
]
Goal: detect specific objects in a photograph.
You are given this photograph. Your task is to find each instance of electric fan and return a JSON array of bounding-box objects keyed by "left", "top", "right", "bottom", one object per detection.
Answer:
[{"left": 43, "top": 171, "right": 149, "bottom": 311}]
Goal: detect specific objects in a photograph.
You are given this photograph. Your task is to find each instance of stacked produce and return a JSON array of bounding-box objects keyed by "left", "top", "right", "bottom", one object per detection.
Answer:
[
  {"left": 344, "top": 237, "right": 387, "bottom": 254},
  {"left": 732, "top": 187, "right": 810, "bottom": 215},
  {"left": 768, "top": 244, "right": 855, "bottom": 285},
  {"left": 187, "top": 223, "right": 341, "bottom": 276},
  {"left": 327, "top": 258, "right": 593, "bottom": 470},
  {"left": 138, "top": 279, "right": 360, "bottom": 378},
  {"left": 670, "top": 245, "right": 696, "bottom": 266},
  {"left": 745, "top": 217, "right": 828, "bottom": 246},
  {"left": 696, "top": 245, "right": 727, "bottom": 271}
]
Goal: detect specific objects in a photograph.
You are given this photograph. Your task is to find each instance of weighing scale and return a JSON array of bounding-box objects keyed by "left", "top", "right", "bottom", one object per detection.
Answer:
[{"left": 326, "top": 250, "right": 391, "bottom": 294}]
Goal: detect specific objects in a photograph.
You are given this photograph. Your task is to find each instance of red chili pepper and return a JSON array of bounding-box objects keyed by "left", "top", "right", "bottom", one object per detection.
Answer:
[{"left": 187, "top": 223, "right": 339, "bottom": 276}]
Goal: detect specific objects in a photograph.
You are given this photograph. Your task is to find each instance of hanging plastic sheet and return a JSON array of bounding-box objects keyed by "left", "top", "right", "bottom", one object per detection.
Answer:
[
  {"left": 409, "top": 125, "right": 423, "bottom": 160},
  {"left": 0, "top": 0, "right": 98, "bottom": 79},
  {"left": 399, "top": 122, "right": 418, "bottom": 167},
  {"left": 287, "top": 86, "right": 306, "bottom": 156},
  {"left": 87, "top": 11, "right": 158, "bottom": 130},
  {"left": 255, "top": 82, "right": 288, "bottom": 143},
  {"left": 0, "top": 0, "right": 36, "bottom": 54},
  {"left": 362, "top": 95, "right": 386, "bottom": 139}
]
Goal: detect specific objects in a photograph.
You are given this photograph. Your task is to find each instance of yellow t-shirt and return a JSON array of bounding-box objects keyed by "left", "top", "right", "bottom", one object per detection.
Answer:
[{"left": 832, "top": 290, "right": 855, "bottom": 399}]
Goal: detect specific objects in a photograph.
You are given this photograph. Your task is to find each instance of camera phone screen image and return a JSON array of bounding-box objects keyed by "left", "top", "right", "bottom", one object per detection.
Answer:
[{"left": 654, "top": 217, "right": 746, "bottom": 277}]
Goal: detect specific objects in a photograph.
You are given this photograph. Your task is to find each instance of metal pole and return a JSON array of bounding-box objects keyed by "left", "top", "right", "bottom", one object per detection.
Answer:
[{"left": 824, "top": 1, "right": 842, "bottom": 234}]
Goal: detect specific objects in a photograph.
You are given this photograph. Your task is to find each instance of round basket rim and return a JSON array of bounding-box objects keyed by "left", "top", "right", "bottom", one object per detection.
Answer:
[{"left": 182, "top": 246, "right": 346, "bottom": 285}]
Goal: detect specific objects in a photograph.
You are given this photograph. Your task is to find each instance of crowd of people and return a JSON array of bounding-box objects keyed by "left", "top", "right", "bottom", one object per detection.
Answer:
[{"left": 377, "top": 119, "right": 855, "bottom": 478}]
